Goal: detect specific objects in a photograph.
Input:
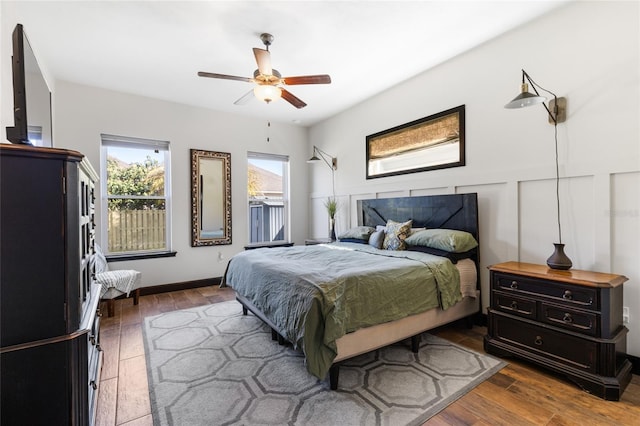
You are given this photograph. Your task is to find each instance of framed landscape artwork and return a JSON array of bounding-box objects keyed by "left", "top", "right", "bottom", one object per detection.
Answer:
[{"left": 366, "top": 105, "right": 465, "bottom": 179}]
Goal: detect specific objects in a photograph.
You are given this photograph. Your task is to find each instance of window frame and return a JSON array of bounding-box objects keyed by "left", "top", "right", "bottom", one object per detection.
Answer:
[
  {"left": 246, "top": 151, "right": 290, "bottom": 247},
  {"left": 100, "top": 133, "right": 173, "bottom": 258}
]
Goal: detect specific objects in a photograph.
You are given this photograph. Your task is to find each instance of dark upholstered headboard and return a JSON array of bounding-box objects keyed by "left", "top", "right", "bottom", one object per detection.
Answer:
[
  {"left": 357, "top": 193, "right": 479, "bottom": 240},
  {"left": 357, "top": 193, "right": 480, "bottom": 284}
]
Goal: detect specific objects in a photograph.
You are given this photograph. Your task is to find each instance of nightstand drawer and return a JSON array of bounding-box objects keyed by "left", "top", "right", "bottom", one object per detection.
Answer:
[
  {"left": 492, "top": 291, "right": 536, "bottom": 320},
  {"left": 540, "top": 303, "right": 598, "bottom": 336},
  {"left": 492, "top": 312, "right": 597, "bottom": 373},
  {"left": 494, "top": 273, "right": 597, "bottom": 310}
]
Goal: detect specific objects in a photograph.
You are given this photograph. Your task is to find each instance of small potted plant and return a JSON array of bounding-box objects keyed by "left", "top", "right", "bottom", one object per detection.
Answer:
[{"left": 324, "top": 197, "right": 338, "bottom": 241}]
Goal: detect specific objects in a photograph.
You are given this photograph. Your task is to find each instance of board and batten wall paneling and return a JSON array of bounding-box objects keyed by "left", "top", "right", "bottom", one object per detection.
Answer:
[
  {"left": 519, "top": 175, "right": 594, "bottom": 268},
  {"left": 308, "top": 1, "right": 639, "bottom": 357},
  {"left": 612, "top": 171, "right": 640, "bottom": 356}
]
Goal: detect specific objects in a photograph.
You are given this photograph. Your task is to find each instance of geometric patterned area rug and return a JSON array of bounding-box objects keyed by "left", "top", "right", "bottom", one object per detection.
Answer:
[{"left": 142, "top": 300, "right": 506, "bottom": 426}]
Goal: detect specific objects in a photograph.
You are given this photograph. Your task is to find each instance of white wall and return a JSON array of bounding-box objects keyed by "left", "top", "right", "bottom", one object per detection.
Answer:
[
  {"left": 52, "top": 81, "right": 309, "bottom": 287},
  {"left": 308, "top": 1, "right": 640, "bottom": 356}
]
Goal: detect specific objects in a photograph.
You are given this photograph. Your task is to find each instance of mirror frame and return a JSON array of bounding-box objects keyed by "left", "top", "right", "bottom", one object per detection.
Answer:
[{"left": 191, "top": 149, "right": 232, "bottom": 246}]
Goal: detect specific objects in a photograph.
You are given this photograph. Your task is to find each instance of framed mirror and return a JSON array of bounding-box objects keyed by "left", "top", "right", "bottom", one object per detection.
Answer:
[{"left": 191, "top": 149, "right": 232, "bottom": 246}]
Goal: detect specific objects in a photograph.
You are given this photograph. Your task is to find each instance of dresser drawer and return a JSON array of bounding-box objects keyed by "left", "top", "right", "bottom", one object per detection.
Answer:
[
  {"left": 87, "top": 343, "right": 102, "bottom": 426},
  {"left": 87, "top": 307, "right": 102, "bottom": 426},
  {"left": 540, "top": 303, "right": 598, "bottom": 336},
  {"left": 494, "top": 273, "right": 598, "bottom": 310},
  {"left": 492, "top": 312, "right": 597, "bottom": 373},
  {"left": 87, "top": 310, "right": 101, "bottom": 365},
  {"left": 492, "top": 291, "right": 536, "bottom": 320}
]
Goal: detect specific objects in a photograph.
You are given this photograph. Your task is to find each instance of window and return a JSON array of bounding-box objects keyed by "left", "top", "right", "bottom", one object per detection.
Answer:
[
  {"left": 101, "top": 134, "right": 172, "bottom": 255},
  {"left": 247, "top": 152, "right": 289, "bottom": 245}
]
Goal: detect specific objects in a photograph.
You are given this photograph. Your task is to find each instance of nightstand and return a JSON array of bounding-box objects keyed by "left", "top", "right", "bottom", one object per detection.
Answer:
[
  {"left": 484, "top": 261, "right": 632, "bottom": 401},
  {"left": 304, "top": 238, "right": 333, "bottom": 245}
]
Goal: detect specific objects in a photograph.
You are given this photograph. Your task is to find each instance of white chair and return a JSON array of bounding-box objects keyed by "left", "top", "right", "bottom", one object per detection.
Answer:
[{"left": 93, "top": 244, "right": 142, "bottom": 317}]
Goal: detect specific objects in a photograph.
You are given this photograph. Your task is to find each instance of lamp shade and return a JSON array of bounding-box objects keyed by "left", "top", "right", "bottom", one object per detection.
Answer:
[
  {"left": 504, "top": 83, "right": 546, "bottom": 109},
  {"left": 306, "top": 154, "right": 321, "bottom": 163},
  {"left": 253, "top": 84, "right": 282, "bottom": 103}
]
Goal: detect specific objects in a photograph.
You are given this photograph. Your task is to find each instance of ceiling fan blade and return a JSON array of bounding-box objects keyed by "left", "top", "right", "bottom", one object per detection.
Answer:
[
  {"left": 282, "top": 75, "right": 331, "bottom": 85},
  {"left": 233, "top": 89, "right": 254, "bottom": 106},
  {"left": 281, "top": 89, "right": 307, "bottom": 109},
  {"left": 253, "top": 48, "right": 272, "bottom": 76},
  {"left": 198, "top": 71, "right": 252, "bottom": 83}
]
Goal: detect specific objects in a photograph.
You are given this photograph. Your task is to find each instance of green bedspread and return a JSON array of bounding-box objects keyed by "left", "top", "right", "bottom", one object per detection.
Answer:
[{"left": 224, "top": 242, "right": 462, "bottom": 380}]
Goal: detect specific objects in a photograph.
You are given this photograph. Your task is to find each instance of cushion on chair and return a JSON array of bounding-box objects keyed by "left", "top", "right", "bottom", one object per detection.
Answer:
[
  {"left": 93, "top": 244, "right": 141, "bottom": 299},
  {"left": 96, "top": 270, "right": 142, "bottom": 299},
  {"left": 92, "top": 244, "right": 109, "bottom": 274}
]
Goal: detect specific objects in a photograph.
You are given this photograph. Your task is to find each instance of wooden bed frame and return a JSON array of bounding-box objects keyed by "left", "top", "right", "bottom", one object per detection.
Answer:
[{"left": 236, "top": 193, "right": 481, "bottom": 389}]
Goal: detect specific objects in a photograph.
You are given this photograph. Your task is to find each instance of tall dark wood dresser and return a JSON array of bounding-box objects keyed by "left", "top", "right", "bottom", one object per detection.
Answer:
[
  {"left": 484, "top": 261, "right": 632, "bottom": 401},
  {"left": 1, "top": 144, "right": 102, "bottom": 425}
]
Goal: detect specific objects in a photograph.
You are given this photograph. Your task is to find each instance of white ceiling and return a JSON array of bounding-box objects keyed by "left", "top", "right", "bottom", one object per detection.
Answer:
[{"left": 6, "top": 1, "right": 568, "bottom": 126}]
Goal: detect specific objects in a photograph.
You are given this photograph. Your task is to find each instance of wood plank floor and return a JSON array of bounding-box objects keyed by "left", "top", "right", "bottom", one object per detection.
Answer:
[{"left": 95, "top": 286, "right": 640, "bottom": 426}]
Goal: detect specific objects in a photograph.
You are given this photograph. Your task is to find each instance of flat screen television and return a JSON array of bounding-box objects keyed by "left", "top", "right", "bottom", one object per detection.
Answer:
[{"left": 5, "top": 23, "right": 52, "bottom": 146}]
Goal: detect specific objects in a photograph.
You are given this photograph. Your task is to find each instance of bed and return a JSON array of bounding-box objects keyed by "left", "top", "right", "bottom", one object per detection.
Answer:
[{"left": 224, "top": 193, "right": 481, "bottom": 389}]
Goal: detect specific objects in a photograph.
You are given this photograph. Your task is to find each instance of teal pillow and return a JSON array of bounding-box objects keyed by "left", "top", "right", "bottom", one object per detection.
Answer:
[
  {"left": 405, "top": 228, "right": 478, "bottom": 253},
  {"left": 338, "top": 226, "right": 375, "bottom": 241},
  {"left": 382, "top": 219, "right": 413, "bottom": 251}
]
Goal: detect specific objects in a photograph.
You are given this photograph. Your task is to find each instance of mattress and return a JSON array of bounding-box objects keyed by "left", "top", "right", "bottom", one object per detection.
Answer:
[{"left": 225, "top": 242, "right": 477, "bottom": 379}]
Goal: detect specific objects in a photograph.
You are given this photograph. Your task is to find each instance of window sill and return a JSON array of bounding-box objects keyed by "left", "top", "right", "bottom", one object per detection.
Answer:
[{"left": 106, "top": 251, "right": 177, "bottom": 262}]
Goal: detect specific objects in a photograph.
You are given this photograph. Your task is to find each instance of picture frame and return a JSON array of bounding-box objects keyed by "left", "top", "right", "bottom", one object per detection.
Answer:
[{"left": 366, "top": 105, "right": 465, "bottom": 179}]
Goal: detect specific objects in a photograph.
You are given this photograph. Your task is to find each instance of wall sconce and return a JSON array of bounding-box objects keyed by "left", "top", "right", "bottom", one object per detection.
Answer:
[
  {"left": 308, "top": 145, "right": 337, "bottom": 196},
  {"left": 505, "top": 69, "right": 571, "bottom": 270},
  {"left": 308, "top": 146, "right": 338, "bottom": 240},
  {"left": 505, "top": 69, "right": 566, "bottom": 124},
  {"left": 307, "top": 145, "right": 337, "bottom": 186},
  {"left": 307, "top": 145, "right": 337, "bottom": 170}
]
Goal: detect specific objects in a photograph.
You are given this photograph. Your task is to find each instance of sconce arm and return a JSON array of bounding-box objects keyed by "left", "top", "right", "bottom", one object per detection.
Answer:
[
  {"left": 314, "top": 146, "right": 337, "bottom": 170},
  {"left": 522, "top": 69, "right": 559, "bottom": 124}
]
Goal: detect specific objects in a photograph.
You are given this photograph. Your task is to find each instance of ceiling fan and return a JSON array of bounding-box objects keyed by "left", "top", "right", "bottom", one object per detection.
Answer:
[{"left": 198, "top": 33, "right": 331, "bottom": 109}]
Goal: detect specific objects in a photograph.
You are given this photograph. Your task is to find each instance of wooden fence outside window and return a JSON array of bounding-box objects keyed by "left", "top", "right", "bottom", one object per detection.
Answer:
[{"left": 107, "top": 210, "right": 166, "bottom": 252}]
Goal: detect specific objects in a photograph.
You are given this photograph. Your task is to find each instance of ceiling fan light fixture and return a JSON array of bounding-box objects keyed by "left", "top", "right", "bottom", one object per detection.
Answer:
[
  {"left": 198, "top": 32, "right": 330, "bottom": 108},
  {"left": 253, "top": 84, "right": 282, "bottom": 104}
]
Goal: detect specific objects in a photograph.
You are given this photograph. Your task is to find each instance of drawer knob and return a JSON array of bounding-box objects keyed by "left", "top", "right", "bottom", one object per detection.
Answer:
[
  {"left": 90, "top": 335, "right": 96, "bottom": 345},
  {"left": 90, "top": 380, "right": 98, "bottom": 390},
  {"left": 562, "top": 290, "right": 573, "bottom": 300},
  {"left": 510, "top": 281, "right": 518, "bottom": 289},
  {"left": 563, "top": 313, "right": 573, "bottom": 323},
  {"left": 510, "top": 301, "right": 518, "bottom": 310},
  {"left": 534, "top": 336, "right": 543, "bottom": 346}
]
